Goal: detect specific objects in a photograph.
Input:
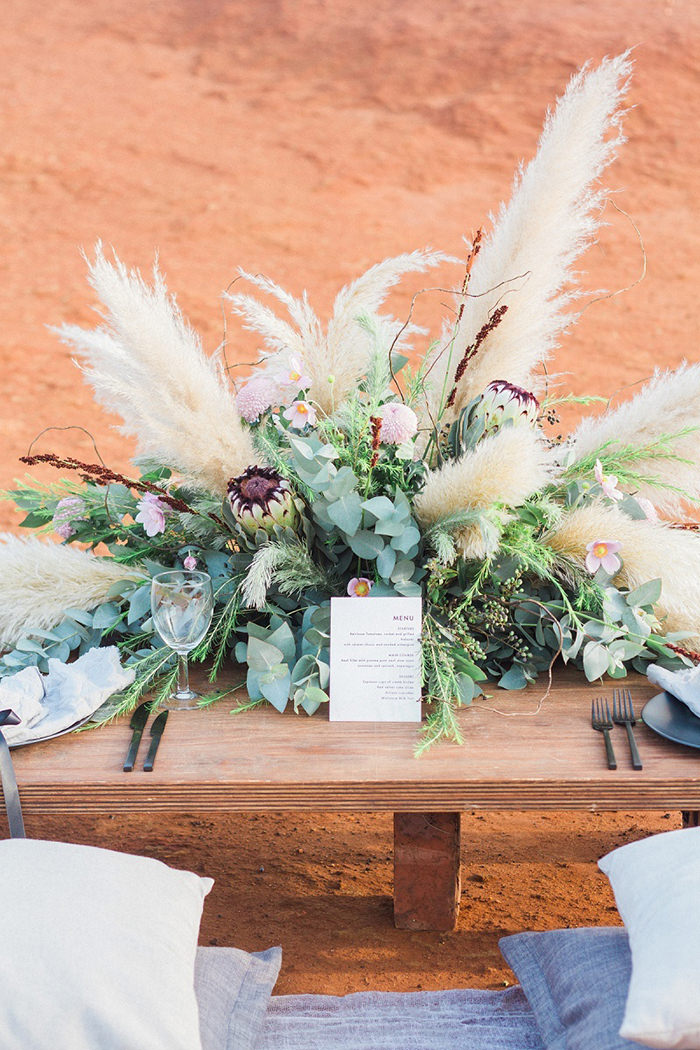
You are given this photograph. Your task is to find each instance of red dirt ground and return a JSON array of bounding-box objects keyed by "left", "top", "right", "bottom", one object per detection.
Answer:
[{"left": 1, "top": 0, "right": 699, "bottom": 994}]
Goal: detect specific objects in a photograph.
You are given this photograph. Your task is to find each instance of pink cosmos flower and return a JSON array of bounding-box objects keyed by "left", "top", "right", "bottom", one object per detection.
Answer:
[
  {"left": 283, "top": 400, "right": 317, "bottom": 429},
  {"left": 377, "top": 402, "right": 418, "bottom": 444},
  {"left": 135, "top": 493, "right": 168, "bottom": 537},
  {"left": 594, "top": 459, "right": 623, "bottom": 501},
  {"left": 236, "top": 375, "right": 279, "bottom": 423},
  {"left": 183, "top": 555, "right": 198, "bottom": 570},
  {"left": 276, "top": 355, "right": 311, "bottom": 392},
  {"left": 636, "top": 497, "right": 658, "bottom": 523},
  {"left": 585, "top": 539, "right": 622, "bottom": 575},
  {"left": 347, "top": 577, "right": 372, "bottom": 597}
]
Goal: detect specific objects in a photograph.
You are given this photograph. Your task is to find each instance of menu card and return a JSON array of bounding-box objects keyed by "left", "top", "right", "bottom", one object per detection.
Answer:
[{"left": 329, "top": 596, "right": 422, "bottom": 722}]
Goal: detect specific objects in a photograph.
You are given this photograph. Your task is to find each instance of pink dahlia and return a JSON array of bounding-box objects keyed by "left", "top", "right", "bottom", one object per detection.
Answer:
[
  {"left": 53, "top": 496, "right": 87, "bottom": 539},
  {"left": 135, "top": 493, "right": 168, "bottom": 537},
  {"left": 236, "top": 375, "right": 279, "bottom": 423},
  {"left": 377, "top": 402, "right": 418, "bottom": 444}
]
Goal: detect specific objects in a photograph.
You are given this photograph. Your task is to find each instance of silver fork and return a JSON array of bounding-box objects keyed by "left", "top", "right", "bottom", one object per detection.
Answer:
[
  {"left": 612, "top": 688, "right": 643, "bottom": 770},
  {"left": 591, "top": 698, "right": 617, "bottom": 770}
]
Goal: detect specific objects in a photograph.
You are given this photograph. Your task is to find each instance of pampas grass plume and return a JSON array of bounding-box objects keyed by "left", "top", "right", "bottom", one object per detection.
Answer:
[
  {"left": 430, "top": 52, "right": 632, "bottom": 423},
  {"left": 227, "top": 251, "right": 446, "bottom": 413},
  {"left": 414, "top": 427, "right": 554, "bottom": 557},
  {"left": 0, "top": 536, "right": 145, "bottom": 650},
  {"left": 543, "top": 502, "right": 700, "bottom": 649},
  {"left": 55, "top": 246, "right": 256, "bottom": 496},
  {"left": 565, "top": 362, "right": 700, "bottom": 516}
]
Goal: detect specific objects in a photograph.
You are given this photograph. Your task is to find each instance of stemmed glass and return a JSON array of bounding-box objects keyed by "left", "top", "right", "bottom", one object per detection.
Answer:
[{"left": 150, "top": 570, "right": 214, "bottom": 710}]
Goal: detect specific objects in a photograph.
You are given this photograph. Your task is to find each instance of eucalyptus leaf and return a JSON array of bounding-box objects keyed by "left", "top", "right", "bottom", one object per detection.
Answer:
[
  {"left": 499, "top": 666, "right": 528, "bottom": 690},
  {"left": 376, "top": 545, "right": 397, "bottom": 579},
  {"left": 247, "top": 635, "right": 285, "bottom": 672},
  {"left": 326, "top": 492, "right": 363, "bottom": 536},
  {"left": 362, "top": 496, "right": 395, "bottom": 520},
  {"left": 259, "top": 670, "right": 291, "bottom": 712},
  {"left": 626, "top": 578, "right": 662, "bottom": 609},
  {"left": 348, "top": 531, "right": 385, "bottom": 559},
  {"left": 582, "top": 641, "right": 609, "bottom": 681},
  {"left": 127, "top": 585, "right": 152, "bottom": 625}
]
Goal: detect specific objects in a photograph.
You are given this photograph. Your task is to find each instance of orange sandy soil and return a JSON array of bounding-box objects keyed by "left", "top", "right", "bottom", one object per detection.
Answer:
[{"left": 1, "top": 0, "right": 699, "bottom": 995}]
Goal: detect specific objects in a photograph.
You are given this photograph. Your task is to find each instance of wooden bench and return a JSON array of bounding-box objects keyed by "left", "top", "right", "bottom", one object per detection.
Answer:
[{"left": 6, "top": 668, "right": 700, "bottom": 930}]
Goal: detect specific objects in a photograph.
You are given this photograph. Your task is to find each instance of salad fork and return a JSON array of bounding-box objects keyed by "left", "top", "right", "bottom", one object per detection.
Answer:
[
  {"left": 612, "top": 688, "right": 643, "bottom": 770},
  {"left": 591, "top": 698, "right": 617, "bottom": 770}
]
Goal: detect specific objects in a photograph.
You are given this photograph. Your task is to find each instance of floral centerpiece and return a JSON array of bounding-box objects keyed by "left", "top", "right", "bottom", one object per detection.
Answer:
[{"left": 2, "top": 52, "right": 700, "bottom": 748}]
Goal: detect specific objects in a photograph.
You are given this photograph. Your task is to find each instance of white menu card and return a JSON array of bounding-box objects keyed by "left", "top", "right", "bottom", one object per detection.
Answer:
[{"left": 329, "top": 596, "right": 422, "bottom": 722}]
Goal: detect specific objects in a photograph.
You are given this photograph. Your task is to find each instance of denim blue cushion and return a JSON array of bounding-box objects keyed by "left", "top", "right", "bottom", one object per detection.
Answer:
[{"left": 499, "top": 927, "right": 650, "bottom": 1050}]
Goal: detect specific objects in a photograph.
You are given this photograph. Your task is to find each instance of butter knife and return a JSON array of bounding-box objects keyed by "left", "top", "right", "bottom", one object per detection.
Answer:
[
  {"left": 123, "top": 701, "right": 152, "bottom": 772},
  {"left": 143, "top": 711, "right": 168, "bottom": 772}
]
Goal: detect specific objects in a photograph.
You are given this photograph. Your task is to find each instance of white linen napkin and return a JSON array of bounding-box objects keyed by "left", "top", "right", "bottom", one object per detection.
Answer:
[
  {"left": 0, "top": 646, "right": 135, "bottom": 746},
  {"left": 647, "top": 662, "right": 700, "bottom": 718}
]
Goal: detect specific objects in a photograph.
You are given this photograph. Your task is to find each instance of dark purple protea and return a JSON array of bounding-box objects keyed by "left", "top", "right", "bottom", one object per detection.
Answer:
[
  {"left": 475, "top": 380, "right": 540, "bottom": 433},
  {"left": 226, "top": 466, "right": 299, "bottom": 538}
]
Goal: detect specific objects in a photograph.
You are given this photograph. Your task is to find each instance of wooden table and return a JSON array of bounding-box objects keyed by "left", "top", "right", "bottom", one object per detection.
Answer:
[{"left": 6, "top": 668, "right": 700, "bottom": 930}]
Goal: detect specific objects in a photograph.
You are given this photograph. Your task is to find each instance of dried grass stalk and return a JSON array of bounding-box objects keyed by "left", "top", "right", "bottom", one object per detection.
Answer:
[
  {"left": 565, "top": 363, "right": 700, "bottom": 516},
  {"left": 55, "top": 246, "right": 256, "bottom": 495},
  {"left": 428, "top": 51, "right": 632, "bottom": 424},
  {"left": 544, "top": 502, "right": 700, "bottom": 649},
  {"left": 415, "top": 427, "right": 554, "bottom": 558},
  {"left": 0, "top": 535, "right": 145, "bottom": 649},
  {"left": 227, "top": 251, "right": 446, "bottom": 413}
]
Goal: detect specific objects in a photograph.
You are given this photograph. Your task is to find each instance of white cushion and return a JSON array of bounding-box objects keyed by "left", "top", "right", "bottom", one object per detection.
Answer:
[
  {"left": 598, "top": 826, "right": 700, "bottom": 1049},
  {"left": 0, "top": 839, "right": 213, "bottom": 1050}
]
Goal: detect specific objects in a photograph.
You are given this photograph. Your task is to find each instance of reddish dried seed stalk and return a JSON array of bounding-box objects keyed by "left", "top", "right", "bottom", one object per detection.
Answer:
[
  {"left": 445, "top": 304, "right": 509, "bottom": 409},
  {"left": 461, "top": 229, "right": 482, "bottom": 292},
  {"left": 20, "top": 453, "right": 193, "bottom": 514},
  {"left": 369, "top": 416, "right": 382, "bottom": 468},
  {"left": 452, "top": 231, "right": 483, "bottom": 327},
  {"left": 667, "top": 642, "right": 700, "bottom": 663}
]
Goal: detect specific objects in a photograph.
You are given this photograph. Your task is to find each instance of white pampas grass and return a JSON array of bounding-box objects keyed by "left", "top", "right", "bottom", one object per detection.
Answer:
[
  {"left": 428, "top": 51, "right": 632, "bottom": 423},
  {"left": 563, "top": 363, "right": 700, "bottom": 516},
  {"left": 543, "top": 503, "right": 700, "bottom": 649},
  {"left": 55, "top": 246, "right": 256, "bottom": 496},
  {"left": 0, "top": 536, "right": 145, "bottom": 650},
  {"left": 414, "top": 427, "right": 555, "bottom": 558},
  {"left": 226, "top": 250, "right": 446, "bottom": 413}
]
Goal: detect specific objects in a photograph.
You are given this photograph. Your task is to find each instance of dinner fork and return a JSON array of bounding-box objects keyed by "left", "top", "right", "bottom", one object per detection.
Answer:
[
  {"left": 612, "top": 688, "right": 643, "bottom": 770},
  {"left": 591, "top": 698, "right": 617, "bottom": 770}
]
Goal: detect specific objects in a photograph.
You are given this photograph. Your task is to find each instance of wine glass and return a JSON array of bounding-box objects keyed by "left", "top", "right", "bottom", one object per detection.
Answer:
[{"left": 150, "top": 570, "right": 214, "bottom": 709}]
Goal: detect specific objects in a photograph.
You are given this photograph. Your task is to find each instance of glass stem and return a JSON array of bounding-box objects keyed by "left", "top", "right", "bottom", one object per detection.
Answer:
[{"left": 177, "top": 653, "right": 190, "bottom": 695}]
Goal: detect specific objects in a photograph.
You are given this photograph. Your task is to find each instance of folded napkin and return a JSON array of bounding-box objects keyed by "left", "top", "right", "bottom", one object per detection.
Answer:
[
  {"left": 647, "top": 662, "right": 700, "bottom": 718},
  {"left": 0, "top": 647, "right": 135, "bottom": 746}
]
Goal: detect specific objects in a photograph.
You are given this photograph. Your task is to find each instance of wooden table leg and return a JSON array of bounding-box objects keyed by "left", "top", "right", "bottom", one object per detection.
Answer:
[
  {"left": 393, "top": 812, "right": 461, "bottom": 931},
  {"left": 682, "top": 811, "right": 700, "bottom": 828}
]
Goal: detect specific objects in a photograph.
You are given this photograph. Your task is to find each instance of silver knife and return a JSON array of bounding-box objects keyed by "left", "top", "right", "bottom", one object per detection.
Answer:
[
  {"left": 143, "top": 711, "right": 168, "bottom": 772},
  {"left": 123, "top": 701, "right": 152, "bottom": 772}
]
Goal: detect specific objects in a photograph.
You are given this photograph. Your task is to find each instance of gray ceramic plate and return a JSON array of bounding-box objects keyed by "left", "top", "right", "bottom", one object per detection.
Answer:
[
  {"left": 642, "top": 691, "right": 700, "bottom": 749},
  {"left": 7, "top": 713, "right": 94, "bottom": 748}
]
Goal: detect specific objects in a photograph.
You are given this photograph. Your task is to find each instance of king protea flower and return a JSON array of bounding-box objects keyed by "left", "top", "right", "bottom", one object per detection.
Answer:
[
  {"left": 472, "top": 380, "right": 540, "bottom": 434},
  {"left": 226, "top": 466, "right": 299, "bottom": 538}
]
